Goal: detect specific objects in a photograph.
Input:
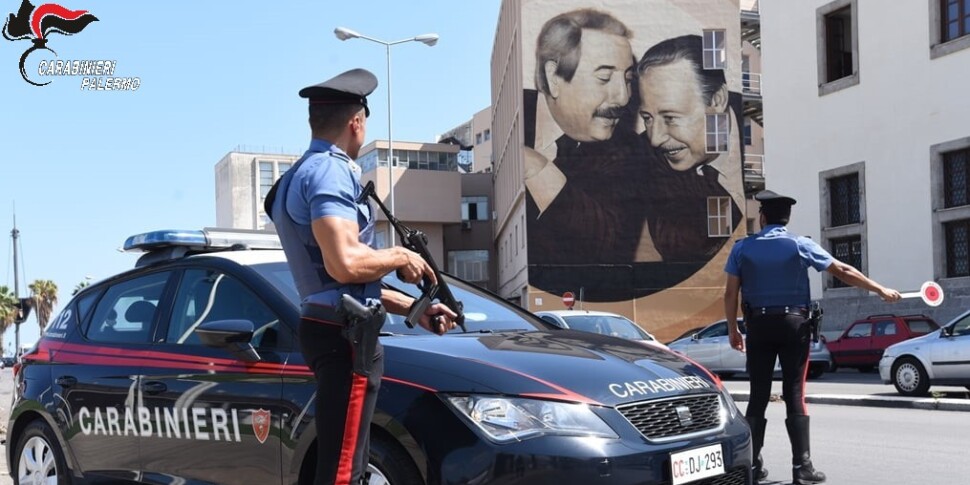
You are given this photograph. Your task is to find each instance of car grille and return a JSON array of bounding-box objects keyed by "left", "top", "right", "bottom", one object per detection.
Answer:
[
  {"left": 683, "top": 467, "right": 747, "bottom": 485},
  {"left": 616, "top": 393, "right": 724, "bottom": 442}
]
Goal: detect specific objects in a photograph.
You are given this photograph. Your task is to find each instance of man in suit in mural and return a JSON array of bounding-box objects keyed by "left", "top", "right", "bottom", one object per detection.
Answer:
[
  {"left": 523, "top": 8, "right": 655, "bottom": 270},
  {"left": 636, "top": 34, "right": 744, "bottom": 262}
]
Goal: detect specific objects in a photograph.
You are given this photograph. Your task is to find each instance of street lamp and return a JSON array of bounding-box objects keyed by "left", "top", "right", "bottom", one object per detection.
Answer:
[{"left": 334, "top": 26, "right": 438, "bottom": 247}]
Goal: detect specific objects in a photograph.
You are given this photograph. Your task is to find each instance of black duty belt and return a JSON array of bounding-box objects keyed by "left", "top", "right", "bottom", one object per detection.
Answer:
[
  {"left": 300, "top": 302, "right": 347, "bottom": 326},
  {"left": 748, "top": 305, "right": 809, "bottom": 318}
]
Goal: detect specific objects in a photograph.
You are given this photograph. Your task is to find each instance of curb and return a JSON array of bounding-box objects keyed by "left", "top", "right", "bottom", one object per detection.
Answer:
[{"left": 729, "top": 391, "right": 970, "bottom": 412}]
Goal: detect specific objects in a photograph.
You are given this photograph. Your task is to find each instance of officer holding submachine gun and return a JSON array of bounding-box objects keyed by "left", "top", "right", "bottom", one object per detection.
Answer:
[{"left": 266, "top": 68, "right": 458, "bottom": 485}]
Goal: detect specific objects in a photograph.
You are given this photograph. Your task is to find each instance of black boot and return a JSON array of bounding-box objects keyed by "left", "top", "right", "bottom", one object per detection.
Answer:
[
  {"left": 746, "top": 416, "right": 769, "bottom": 482},
  {"left": 786, "top": 416, "right": 826, "bottom": 484}
]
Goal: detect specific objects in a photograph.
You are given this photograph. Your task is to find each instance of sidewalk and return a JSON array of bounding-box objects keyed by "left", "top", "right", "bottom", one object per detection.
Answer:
[{"left": 728, "top": 389, "right": 970, "bottom": 412}]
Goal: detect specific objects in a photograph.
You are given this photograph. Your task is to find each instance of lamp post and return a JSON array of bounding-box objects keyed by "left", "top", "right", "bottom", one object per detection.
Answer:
[{"left": 334, "top": 26, "right": 438, "bottom": 247}]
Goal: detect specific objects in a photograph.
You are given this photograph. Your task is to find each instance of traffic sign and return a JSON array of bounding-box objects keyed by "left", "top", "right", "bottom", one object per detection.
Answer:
[
  {"left": 562, "top": 291, "right": 575, "bottom": 309},
  {"left": 899, "top": 281, "right": 944, "bottom": 307}
]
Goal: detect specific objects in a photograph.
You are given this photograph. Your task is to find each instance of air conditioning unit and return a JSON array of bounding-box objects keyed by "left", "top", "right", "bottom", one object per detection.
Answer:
[{"left": 461, "top": 221, "right": 472, "bottom": 231}]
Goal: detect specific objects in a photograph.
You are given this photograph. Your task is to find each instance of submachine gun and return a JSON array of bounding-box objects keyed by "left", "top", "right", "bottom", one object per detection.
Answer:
[
  {"left": 358, "top": 181, "right": 466, "bottom": 332},
  {"left": 809, "top": 301, "right": 823, "bottom": 342}
]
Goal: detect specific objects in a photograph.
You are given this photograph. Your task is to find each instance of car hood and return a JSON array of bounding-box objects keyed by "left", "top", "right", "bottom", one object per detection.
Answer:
[
  {"left": 381, "top": 330, "right": 721, "bottom": 407},
  {"left": 885, "top": 329, "right": 943, "bottom": 354}
]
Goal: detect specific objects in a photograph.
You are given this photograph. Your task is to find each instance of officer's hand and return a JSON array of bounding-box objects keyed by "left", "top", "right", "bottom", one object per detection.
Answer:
[
  {"left": 418, "top": 302, "right": 458, "bottom": 336},
  {"left": 729, "top": 328, "right": 745, "bottom": 352},
  {"left": 878, "top": 287, "right": 902, "bottom": 303},
  {"left": 397, "top": 248, "right": 436, "bottom": 285}
]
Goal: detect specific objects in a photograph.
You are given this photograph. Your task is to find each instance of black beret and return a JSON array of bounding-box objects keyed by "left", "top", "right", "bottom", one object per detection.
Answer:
[
  {"left": 755, "top": 189, "right": 797, "bottom": 206},
  {"left": 299, "top": 68, "right": 378, "bottom": 117}
]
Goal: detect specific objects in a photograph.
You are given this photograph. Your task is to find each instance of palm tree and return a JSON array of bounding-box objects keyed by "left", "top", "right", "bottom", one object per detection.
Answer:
[
  {"left": 0, "top": 285, "right": 17, "bottom": 355},
  {"left": 29, "top": 279, "right": 58, "bottom": 333},
  {"left": 73, "top": 279, "right": 90, "bottom": 296}
]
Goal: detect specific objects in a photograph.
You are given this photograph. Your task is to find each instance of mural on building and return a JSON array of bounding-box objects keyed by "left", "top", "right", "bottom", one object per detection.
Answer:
[{"left": 522, "top": 0, "right": 744, "bottom": 337}]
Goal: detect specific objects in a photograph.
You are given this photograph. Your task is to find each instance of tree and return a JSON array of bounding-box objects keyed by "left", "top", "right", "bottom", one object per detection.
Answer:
[
  {"left": 29, "top": 279, "right": 58, "bottom": 333},
  {"left": 0, "top": 286, "right": 16, "bottom": 355},
  {"left": 72, "top": 280, "right": 90, "bottom": 296}
]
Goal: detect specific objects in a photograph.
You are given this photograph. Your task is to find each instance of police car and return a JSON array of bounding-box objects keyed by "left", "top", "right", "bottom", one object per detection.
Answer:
[{"left": 7, "top": 228, "right": 753, "bottom": 485}]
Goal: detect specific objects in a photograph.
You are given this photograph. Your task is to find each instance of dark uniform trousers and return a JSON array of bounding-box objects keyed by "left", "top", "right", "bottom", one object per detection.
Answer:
[
  {"left": 300, "top": 307, "right": 384, "bottom": 485},
  {"left": 744, "top": 312, "right": 812, "bottom": 420}
]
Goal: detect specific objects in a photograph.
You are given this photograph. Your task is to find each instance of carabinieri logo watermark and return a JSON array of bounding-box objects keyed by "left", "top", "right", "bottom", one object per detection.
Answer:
[{"left": 2, "top": 0, "right": 139, "bottom": 90}]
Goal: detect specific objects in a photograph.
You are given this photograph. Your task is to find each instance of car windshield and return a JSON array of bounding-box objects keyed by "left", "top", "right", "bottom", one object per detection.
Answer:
[
  {"left": 561, "top": 315, "right": 652, "bottom": 341},
  {"left": 249, "top": 261, "right": 550, "bottom": 335}
]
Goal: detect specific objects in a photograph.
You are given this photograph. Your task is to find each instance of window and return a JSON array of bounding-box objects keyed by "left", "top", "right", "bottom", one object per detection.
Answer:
[
  {"left": 942, "top": 0, "right": 970, "bottom": 42},
  {"left": 462, "top": 196, "right": 489, "bottom": 221},
  {"left": 476, "top": 132, "right": 483, "bottom": 145},
  {"left": 702, "top": 29, "right": 726, "bottom": 69},
  {"left": 944, "top": 147, "right": 970, "bottom": 208},
  {"left": 847, "top": 322, "right": 872, "bottom": 338},
  {"left": 86, "top": 272, "right": 171, "bottom": 344},
  {"left": 698, "top": 322, "right": 728, "bottom": 339},
  {"left": 906, "top": 319, "right": 938, "bottom": 334},
  {"left": 830, "top": 236, "right": 862, "bottom": 287},
  {"left": 874, "top": 321, "right": 897, "bottom": 336},
  {"left": 945, "top": 219, "right": 970, "bottom": 277},
  {"left": 448, "top": 250, "right": 489, "bottom": 282},
  {"left": 743, "top": 118, "right": 752, "bottom": 146},
  {"left": 829, "top": 173, "right": 860, "bottom": 226},
  {"left": 817, "top": 0, "right": 859, "bottom": 94},
  {"left": 167, "top": 269, "right": 286, "bottom": 350},
  {"left": 259, "top": 161, "right": 274, "bottom": 200},
  {"left": 484, "top": 129, "right": 491, "bottom": 141},
  {"left": 707, "top": 196, "right": 732, "bottom": 237},
  {"left": 705, "top": 113, "right": 729, "bottom": 153}
]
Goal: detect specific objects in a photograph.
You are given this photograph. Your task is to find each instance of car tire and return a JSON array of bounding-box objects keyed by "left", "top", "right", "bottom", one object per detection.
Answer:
[
  {"left": 13, "top": 419, "right": 72, "bottom": 485},
  {"left": 892, "top": 357, "right": 930, "bottom": 397},
  {"left": 368, "top": 433, "right": 423, "bottom": 485},
  {"left": 807, "top": 366, "right": 825, "bottom": 380}
]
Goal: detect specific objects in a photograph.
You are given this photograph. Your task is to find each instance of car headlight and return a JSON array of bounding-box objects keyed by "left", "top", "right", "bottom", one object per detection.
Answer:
[{"left": 444, "top": 395, "right": 618, "bottom": 443}]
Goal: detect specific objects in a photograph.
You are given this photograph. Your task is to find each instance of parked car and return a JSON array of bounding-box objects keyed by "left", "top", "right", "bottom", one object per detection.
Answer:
[
  {"left": 7, "top": 229, "right": 753, "bottom": 485},
  {"left": 1, "top": 357, "right": 11, "bottom": 367},
  {"left": 668, "top": 319, "right": 831, "bottom": 379},
  {"left": 880, "top": 309, "right": 970, "bottom": 396},
  {"left": 826, "top": 314, "right": 939, "bottom": 372},
  {"left": 533, "top": 310, "right": 668, "bottom": 349}
]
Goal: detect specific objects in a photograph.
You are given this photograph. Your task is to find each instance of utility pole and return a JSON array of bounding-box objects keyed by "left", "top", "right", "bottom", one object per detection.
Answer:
[{"left": 11, "top": 212, "right": 20, "bottom": 361}]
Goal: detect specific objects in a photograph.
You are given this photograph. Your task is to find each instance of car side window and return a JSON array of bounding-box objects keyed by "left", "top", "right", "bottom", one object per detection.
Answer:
[
  {"left": 539, "top": 315, "right": 562, "bottom": 327},
  {"left": 950, "top": 315, "right": 970, "bottom": 337},
  {"left": 167, "top": 269, "right": 285, "bottom": 350},
  {"left": 86, "top": 272, "right": 171, "bottom": 344},
  {"left": 874, "top": 321, "right": 896, "bottom": 336},
  {"left": 847, "top": 323, "right": 872, "bottom": 338},
  {"left": 699, "top": 322, "right": 727, "bottom": 339},
  {"left": 906, "top": 320, "right": 936, "bottom": 334}
]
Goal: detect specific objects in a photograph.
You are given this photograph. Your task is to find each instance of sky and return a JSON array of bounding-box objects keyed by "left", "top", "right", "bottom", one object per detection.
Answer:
[{"left": 0, "top": 0, "right": 502, "bottom": 352}]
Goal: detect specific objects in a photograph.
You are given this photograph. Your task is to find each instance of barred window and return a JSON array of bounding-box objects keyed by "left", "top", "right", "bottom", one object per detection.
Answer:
[
  {"left": 830, "top": 236, "right": 862, "bottom": 288},
  {"left": 448, "top": 250, "right": 489, "bottom": 282},
  {"left": 829, "top": 173, "right": 860, "bottom": 226},
  {"left": 945, "top": 219, "right": 970, "bottom": 277},
  {"left": 944, "top": 147, "right": 970, "bottom": 208}
]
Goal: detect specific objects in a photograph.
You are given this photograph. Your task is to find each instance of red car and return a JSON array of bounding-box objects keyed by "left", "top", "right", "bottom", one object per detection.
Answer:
[{"left": 827, "top": 314, "right": 940, "bottom": 372}]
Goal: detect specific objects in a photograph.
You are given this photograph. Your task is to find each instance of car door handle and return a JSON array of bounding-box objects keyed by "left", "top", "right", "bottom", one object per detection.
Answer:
[
  {"left": 55, "top": 376, "right": 77, "bottom": 387},
  {"left": 141, "top": 381, "right": 168, "bottom": 395}
]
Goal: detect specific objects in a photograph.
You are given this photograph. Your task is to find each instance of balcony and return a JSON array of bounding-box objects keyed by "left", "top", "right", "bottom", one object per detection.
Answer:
[
  {"left": 743, "top": 153, "right": 765, "bottom": 193},
  {"left": 742, "top": 72, "right": 762, "bottom": 97},
  {"left": 740, "top": 0, "right": 761, "bottom": 49},
  {"left": 741, "top": 71, "right": 764, "bottom": 125}
]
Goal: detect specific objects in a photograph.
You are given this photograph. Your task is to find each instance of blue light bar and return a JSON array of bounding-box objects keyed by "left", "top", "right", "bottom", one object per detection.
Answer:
[
  {"left": 124, "top": 230, "right": 207, "bottom": 251},
  {"left": 123, "top": 228, "right": 282, "bottom": 253}
]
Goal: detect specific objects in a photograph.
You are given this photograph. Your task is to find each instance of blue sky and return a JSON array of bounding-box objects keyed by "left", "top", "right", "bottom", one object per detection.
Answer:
[{"left": 0, "top": 0, "right": 501, "bottom": 351}]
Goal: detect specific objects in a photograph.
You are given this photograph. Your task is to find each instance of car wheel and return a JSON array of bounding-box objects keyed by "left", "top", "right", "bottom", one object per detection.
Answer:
[
  {"left": 892, "top": 357, "right": 930, "bottom": 397},
  {"left": 368, "top": 433, "right": 423, "bottom": 485},
  {"left": 13, "top": 420, "right": 71, "bottom": 485},
  {"left": 807, "top": 367, "right": 825, "bottom": 380}
]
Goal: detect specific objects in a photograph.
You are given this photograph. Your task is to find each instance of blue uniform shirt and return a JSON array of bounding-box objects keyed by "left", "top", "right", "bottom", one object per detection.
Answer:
[
  {"left": 725, "top": 225, "right": 834, "bottom": 308},
  {"left": 273, "top": 139, "right": 379, "bottom": 307}
]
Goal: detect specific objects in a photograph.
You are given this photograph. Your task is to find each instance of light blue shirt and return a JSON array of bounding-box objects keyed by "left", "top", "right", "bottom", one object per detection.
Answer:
[
  {"left": 725, "top": 225, "right": 833, "bottom": 308},
  {"left": 274, "top": 139, "right": 379, "bottom": 307}
]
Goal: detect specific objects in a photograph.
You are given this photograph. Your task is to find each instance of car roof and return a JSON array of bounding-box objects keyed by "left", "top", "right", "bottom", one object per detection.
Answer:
[
  {"left": 535, "top": 310, "right": 630, "bottom": 318},
  {"left": 183, "top": 248, "right": 288, "bottom": 266}
]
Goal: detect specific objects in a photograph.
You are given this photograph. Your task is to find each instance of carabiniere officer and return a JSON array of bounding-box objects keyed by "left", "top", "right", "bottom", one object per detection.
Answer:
[{"left": 723, "top": 190, "right": 901, "bottom": 485}]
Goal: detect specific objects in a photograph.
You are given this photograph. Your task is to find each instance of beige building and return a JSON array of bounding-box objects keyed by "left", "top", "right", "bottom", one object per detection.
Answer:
[
  {"left": 437, "top": 107, "right": 494, "bottom": 174},
  {"left": 215, "top": 150, "right": 300, "bottom": 231}
]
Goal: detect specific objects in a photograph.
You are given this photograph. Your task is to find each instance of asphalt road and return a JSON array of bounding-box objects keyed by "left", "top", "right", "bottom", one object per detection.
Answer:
[{"left": 721, "top": 367, "right": 970, "bottom": 400}]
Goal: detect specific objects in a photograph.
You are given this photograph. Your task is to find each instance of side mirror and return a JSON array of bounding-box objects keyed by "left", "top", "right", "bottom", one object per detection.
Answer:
[
  {"left": 691, "top": 333, "right": 701, "bottom": 341},
  {"left": 196, "top": 319, "right": 261, "bottom": 362},
  {"left": 940, "top": 326, "right": 953, "bottom": 338}
]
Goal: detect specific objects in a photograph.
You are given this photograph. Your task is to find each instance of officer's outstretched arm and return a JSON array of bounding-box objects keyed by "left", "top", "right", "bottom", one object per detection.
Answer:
[{"left": 826, "top": 260, "right": 901, "bottom": 302}]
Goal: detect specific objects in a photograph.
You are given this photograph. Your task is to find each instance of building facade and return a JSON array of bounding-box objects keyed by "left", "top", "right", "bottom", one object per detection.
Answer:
[
  {"left": 215, "top": 150, "right": 300, "bottom": 231},
  {"left": 437, "top": 107, "right": 494, "bottom": 174},
  {"left": 761, "top": 0, "right": 970, "bottom": 329},
  {"left": 492, "top": 0, "right": 748, "bottom": 340}
]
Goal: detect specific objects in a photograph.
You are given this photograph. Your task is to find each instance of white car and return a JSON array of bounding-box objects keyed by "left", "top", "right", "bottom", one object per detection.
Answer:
[
  {"left": 879, "top": 309, "right": 970, "bottom": 396},
  {"left": 533, "top": 310, "right": 668, "bottom": 349},
  {"left": 667, "top": 319, "right": 832, "bottom": 379}
]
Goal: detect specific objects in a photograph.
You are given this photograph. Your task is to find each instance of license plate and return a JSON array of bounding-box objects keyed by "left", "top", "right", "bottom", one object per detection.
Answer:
[{"left": 670, "top": 443, "right": 725, "bottom": 485}]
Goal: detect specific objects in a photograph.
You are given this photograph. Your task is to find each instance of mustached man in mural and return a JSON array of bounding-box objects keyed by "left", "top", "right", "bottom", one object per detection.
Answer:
[
  {"left": 637, "top": 35, "right": 745, "bottom": 262},
  {"left": 523, "top": 9, "right": 653, "bottom": 269}
]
